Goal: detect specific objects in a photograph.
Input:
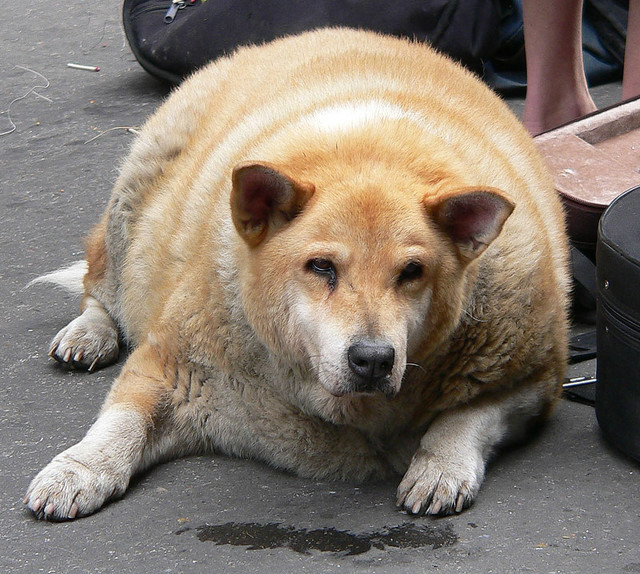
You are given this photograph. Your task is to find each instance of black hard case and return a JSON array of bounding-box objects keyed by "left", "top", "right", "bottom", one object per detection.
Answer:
[{"left": 596, "top": 185, "right": 640, "bottom": 461}]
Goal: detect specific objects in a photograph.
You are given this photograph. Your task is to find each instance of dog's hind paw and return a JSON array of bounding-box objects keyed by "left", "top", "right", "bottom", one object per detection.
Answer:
[
  {"left": 395, "top": 447, "right": 483, "bottom": 516},
  {"left": 24, "top": 453, "right": 125, "bottom": 521},
  {"left": 49, "top": 298, "right": 119, "bottom": 371}
]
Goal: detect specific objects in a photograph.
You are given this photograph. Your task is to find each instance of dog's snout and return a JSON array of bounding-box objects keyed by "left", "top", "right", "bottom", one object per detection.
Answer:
[{"left": 347, "top": 341, "right": 395, "bottom": 391}]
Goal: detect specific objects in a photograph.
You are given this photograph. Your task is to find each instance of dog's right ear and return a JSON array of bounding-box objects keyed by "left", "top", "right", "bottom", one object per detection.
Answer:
[{"left": 231, "top": 162, "right": 315, "bottom": 246}]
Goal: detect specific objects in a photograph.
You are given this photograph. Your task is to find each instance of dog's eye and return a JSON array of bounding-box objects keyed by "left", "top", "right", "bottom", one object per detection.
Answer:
[
  {"left": 307, "top": 258, "right": 337, "bottom": 289},
  {"left": 398, "top": 262, "right": 423, "bottom": 284},
  {"left": 309, "top": 258, "right": 333, "bottom": 273}
]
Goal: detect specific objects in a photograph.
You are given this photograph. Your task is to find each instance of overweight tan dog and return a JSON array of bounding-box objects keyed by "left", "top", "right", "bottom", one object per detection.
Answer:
[{"left": 25, "top": 28, "right": 569, "bottom": 520}]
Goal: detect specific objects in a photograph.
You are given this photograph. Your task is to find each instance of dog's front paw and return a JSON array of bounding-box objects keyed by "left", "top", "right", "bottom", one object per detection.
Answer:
[
  {"left": 49, "top": 307, "right": 119, "bottom": 371},
  {"left": 24, "top": 451, "right": 126, "bottom": 521},
  {"left": 395, "top": 446, "right": 484, "bottom": 516}
]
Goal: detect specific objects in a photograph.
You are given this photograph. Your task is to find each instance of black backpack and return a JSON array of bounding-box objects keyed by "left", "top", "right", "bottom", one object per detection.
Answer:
[{"left": 123, "top": 0, "right": 502, "bottom": 84}]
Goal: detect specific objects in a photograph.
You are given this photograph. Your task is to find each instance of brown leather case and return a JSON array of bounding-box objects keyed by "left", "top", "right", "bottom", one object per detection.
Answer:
[{"left": 535, "top": 97, "right": 640, "bottom": 257}]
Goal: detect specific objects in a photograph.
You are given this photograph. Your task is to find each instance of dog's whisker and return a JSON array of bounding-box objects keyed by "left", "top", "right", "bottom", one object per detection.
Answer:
[
  {"left": 405, "top": 362, "right": 427, "bottom": 374},
  {"left": 463, "top": 309, "right": 488, "bottom": 323}
]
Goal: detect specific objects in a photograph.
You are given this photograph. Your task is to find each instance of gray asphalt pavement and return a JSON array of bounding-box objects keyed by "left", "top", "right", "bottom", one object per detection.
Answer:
[{"left": 1, "top": 3, "right": 639, "bottom": 573}]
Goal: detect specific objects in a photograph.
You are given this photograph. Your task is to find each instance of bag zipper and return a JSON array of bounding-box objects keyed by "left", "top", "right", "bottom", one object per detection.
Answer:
[{"left": 165, "top": 0, "right": 196, "bottom": 24}]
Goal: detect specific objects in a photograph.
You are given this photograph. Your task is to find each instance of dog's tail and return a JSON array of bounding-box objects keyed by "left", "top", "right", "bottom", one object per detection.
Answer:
[{"left": 28, "top": 260, "right": 87, "bottom": 296}]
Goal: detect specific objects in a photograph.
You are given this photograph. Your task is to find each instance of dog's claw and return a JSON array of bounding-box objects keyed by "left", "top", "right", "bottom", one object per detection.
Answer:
[
  {"left": 88, "top": 356, "right": 100, "bottom": 373},
  {"left": 44, "top": 502, "right": 55, "bottom": 518},
  {"left": 455, "top": 493, "right": 465, "bottom": 513}
]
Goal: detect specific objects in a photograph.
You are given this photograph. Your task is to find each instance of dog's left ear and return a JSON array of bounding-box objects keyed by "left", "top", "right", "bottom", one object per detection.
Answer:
[
  {"left": 231, "top": 162, "right": 315, "bottom": 246},
  {"left": 424, "top": 187, "right": 515, "bottom": 263}
]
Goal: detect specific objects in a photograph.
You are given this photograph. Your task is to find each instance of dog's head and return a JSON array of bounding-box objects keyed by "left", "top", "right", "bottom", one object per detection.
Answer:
[{"left": 231, "top": 159, "right": 513, "bottom": 400}]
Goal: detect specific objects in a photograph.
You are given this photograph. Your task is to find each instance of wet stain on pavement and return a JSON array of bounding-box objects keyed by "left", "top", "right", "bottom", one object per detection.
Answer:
[{"left": 176, "top": 521, "right": 457, "bottom": 555}]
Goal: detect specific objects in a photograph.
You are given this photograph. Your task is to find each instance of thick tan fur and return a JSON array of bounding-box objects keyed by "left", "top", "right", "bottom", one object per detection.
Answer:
[{"left": 26, "top": 29, "right": 569, "bottom": 520}]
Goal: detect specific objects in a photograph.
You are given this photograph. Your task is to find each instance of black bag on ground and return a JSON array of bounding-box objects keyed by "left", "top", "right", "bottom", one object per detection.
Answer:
[
  {"left": 123, "top": 0, "right": 501, "bottom": 84},
  {"left": 596, "top": 185, "right": 640, "bottom": 462}
]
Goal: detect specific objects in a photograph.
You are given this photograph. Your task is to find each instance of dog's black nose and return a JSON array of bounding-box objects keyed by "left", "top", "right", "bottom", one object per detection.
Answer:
[{"left": 347, "top": 341, "right": 395, "bottom": 391}]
